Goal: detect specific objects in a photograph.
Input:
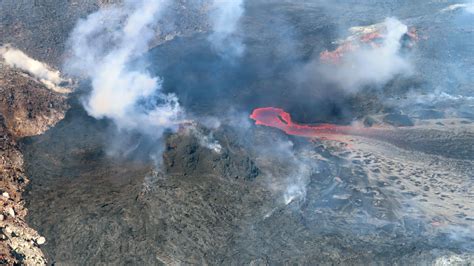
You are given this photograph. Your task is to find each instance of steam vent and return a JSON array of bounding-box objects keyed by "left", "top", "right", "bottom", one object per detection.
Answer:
[{"left": 1, "top": 0, "right": 473, "bottom": 264}]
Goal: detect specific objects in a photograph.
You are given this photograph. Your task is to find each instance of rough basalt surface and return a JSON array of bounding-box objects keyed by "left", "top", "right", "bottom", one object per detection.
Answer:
[{"left": 2, "top": 0, "right": 474, "bottom": 264}]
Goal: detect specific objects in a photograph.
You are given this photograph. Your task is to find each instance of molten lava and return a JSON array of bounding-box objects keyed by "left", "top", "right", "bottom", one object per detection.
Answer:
[
  {"left": 320, "top": 26, "right": 418, "bottom": 64},
  {"left": 250, "top": 107, "right": 368, "bottom": 139}
]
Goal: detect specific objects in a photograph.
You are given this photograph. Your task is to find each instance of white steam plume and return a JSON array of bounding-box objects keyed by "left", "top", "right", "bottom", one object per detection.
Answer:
[
  {"left": 208, "top": 0, "right": 245, "bottom": 58},
  {"left": 65, "top": 0, "right": 181, "bottom": 135},
  {"left": 441, "top": 2, "right": 474, "bottom": 13},
  {"left": 191, "top": 126, "right": 222, "bottom": 154},
  {"left": 0, "top": 45, "right": 71, "bottom": 94},
  {"left": 320, "top": 18, "right": 413, "bottom": 91},
  {"left": 256, "top": 138, "right": 314, "bottom": 206}
]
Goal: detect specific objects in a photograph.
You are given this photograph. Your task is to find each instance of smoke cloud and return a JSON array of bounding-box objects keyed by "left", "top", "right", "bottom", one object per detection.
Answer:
[
  {"left": 208, "top": 0, "right": 245, "bottom": 58},
  {"left": 441, "top": 2, "right": 474, "bottom": 13},
  {"left": 316, "top": 18, "right": 413, "bottom": 92},
  {"left": 65, "top": 0, "right": 181, "bottom": 136},
  {"left": 253, "top": 135, "right": 316, "bottom": 207},
  {"left": 0, "top": 45, "right": 71, "bottom": 93},
  {"left": 184, "top": 123, "right": 222, "bottom": 154},
  {"left": 277, "top": 145, "right": 316, "bottom": 206}
]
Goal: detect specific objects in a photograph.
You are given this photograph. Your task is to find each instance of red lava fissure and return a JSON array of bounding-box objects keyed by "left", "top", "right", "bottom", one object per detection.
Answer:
[{"left": 250, "top": 107, "right": 374, "bottom": 139}]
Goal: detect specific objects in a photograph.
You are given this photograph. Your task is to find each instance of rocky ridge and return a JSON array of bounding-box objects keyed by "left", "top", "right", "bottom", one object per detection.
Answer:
[{"left": 0, "top": 57, "right": 69, "bottom": 264}]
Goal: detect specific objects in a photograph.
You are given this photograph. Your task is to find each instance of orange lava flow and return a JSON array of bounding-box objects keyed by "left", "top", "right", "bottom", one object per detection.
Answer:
[
  {"left": 320, "top": 27, "right": 418, "bottom": 64},
  {"left": 250, "top": 107, "right": 370, "bottom": 139}
]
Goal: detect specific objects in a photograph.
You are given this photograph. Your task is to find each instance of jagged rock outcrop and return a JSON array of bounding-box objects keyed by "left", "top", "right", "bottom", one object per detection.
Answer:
[
  {"left": 0, "top": 59, "right": 68, "bottom": 264},
  {"left": 164, "top": 125, "right": 259, "bottom": 180}
]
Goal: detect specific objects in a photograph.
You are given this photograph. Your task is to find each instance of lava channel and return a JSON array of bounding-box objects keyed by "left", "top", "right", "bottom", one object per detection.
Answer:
[{"left": 250, "top": 107, "right": 374, "bottom": 139}]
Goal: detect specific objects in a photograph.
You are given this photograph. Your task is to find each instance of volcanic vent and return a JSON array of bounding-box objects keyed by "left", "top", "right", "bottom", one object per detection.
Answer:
[{"left": 1, "top": 0, "right": 473, "bottom": 264}]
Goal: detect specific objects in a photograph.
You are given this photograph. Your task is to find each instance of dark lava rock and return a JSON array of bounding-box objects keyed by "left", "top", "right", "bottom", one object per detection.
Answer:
[
  {"left": 5, "top": 0, "right": 473, "bottom": 264},
  {"left": 458, "top": 111, "right": 474, "bottom": 120},
  {"left": 164, "top": 127, "right": 259, "bottom": 180},
  {"left": 21, "top": 100, "right": 474, "bottom": 265},
  {"left": 363, "top": 116, "right": 377, "bottom": 127},
  {"left": 0, "top": 0, "right": 210, "bottom": 67},
  {"left": 416, "top": 109, "right": 445, "bottom": 119},
  {"left": 383, "top": 113, "right": 414, "bottom": 127}
]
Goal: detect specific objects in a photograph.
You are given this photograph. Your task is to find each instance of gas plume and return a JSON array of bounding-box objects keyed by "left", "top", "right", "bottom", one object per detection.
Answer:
[
  {"left": 65, "top": 0, "right": 181, "bottom": 136},
  {"left": 254, "top": 136, "right": 313, "bottom": 206},
  {"left": 0, "top": 45, "right": 71, "bottom": 93},
  {"left": 275, "top": 140, "right": 312, "bottom": 205},
  {"left": 208, "top": 0, "right": 245, "bottom": 58},
  {"left": 441, "top": 2, "right": 474, "bottom": 13},
  {"left": 316, "top": 18, "right": 413, "bottom": 92},
  {"left": 187, "top": 123, "right": 222, "bottom": 154}
]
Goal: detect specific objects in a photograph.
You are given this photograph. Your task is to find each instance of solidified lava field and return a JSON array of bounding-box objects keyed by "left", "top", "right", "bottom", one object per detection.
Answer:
[{"left": 1, "top": 0, "right": 473, "bottom": 264}]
